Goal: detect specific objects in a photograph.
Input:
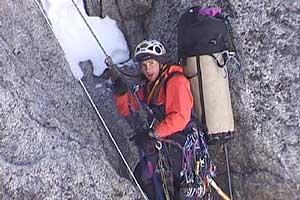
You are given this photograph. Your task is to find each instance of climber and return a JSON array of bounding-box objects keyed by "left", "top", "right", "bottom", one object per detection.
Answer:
[{"left": 105, "top": 39, "right": 199, "bottom": 200}]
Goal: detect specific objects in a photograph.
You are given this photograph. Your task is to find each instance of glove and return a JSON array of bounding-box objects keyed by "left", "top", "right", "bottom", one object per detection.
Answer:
[
  {"left": 104, "top": 56, "right": 114, "bottom": 67},
  {"left": 101, "top": 67, "right": 120, "bottom": 81},
  {"left": 129, "top": 129, "right": 160, "bottom": 146},
  {"left": 130, "top": 133, "right": 158, "bottom": 155},
  {"left": 130, "top": 134, "right": 145, "bottom": 145},
  {"left": 101, "top": 56, "right": 127, "bottom": 95},
  {"left": 102, "top": 57, "right": 120, "bottom": 81}
]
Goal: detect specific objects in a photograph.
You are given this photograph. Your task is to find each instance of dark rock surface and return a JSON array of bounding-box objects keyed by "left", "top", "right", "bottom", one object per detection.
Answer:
[{"left": 101, "top": 0, "right": 153, "bottom": 55}]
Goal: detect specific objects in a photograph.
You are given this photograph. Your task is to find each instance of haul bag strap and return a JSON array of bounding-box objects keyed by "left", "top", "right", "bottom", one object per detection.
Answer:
[
  {"left": 184, "top": 52, "right": 228, "bottom": 79},
  {"left": 146, "top": 65, "right": 170, "bottom": 104},
  {"left": 150, "top": 70, "right": 185, "bottom": 104},
  {"left": 195, "top": 56, "right": 207, "bottom": 126}
]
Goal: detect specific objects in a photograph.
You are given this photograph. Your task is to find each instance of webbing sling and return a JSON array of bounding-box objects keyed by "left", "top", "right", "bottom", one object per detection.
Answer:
[
  {"left": 146, "top": 65, "right": 170, "bottom": 104},
  {"left": 146, "top": 67, "right": 185, "bottom": 105}
]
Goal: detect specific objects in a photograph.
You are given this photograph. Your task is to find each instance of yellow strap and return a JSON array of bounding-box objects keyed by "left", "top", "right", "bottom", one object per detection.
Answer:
[
  {"left": 146, "top": 64, "right": 169, "bottom": 104},
  {"left": 208, "top": 177, "right": 231, "bottom": 200}
]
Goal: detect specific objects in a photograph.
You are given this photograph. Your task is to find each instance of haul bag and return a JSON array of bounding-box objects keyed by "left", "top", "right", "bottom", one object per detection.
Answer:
[
  {"left": 183, "top": 53, "right": 234, "bottom": 137},
  {"left": 178, "top": 6, "right": 235, "bottom": 143},
  {"left": 177, "top": 6, "right": 233, "bottom": 58}
]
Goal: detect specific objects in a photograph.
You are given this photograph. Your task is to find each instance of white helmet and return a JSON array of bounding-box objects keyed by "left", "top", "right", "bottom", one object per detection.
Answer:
[{"left": 134, "top": 40, "right": 168, "bottom": 63}]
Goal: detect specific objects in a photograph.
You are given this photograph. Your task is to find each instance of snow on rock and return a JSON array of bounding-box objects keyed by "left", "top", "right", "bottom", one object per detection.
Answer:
[{"left": 41, "top": 0, "right": 130, "bottom": 79}]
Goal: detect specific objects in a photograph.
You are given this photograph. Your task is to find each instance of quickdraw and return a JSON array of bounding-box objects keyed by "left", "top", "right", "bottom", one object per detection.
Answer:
[
  {"left": 180, "top": 128, "right": 213, "bottom": 199},
  {"left": 180, "top": 127, "right": 232, "bottom": 200}
]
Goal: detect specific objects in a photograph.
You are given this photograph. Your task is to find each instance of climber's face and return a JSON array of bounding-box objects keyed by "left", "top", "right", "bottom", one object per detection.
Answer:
[{"left": 140, "top": 59, "right": 160, "bottom": 82}]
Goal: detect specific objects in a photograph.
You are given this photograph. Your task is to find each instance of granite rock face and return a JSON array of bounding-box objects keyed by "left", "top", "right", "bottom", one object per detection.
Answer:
[
  {"left": 100, "top": 0, "right": 153, "bottom": 54},
  {"left": 1, "top": 0, "right": 299, "bottom": 199},
  {"left": 0, "top": 0, "right": 140, "bottom": 199},
  {"left": 85, "top": 0, "right": 300, "bottom": 199},
  {"left": 145, "top": 1, "right": 300, "bottom": 199},
  {"left": 225, "top": 1, "right": 300, "bottom": 199}
]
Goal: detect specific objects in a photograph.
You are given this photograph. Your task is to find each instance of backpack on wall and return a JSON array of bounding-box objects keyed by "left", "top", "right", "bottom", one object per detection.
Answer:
[{"left": 177, "top": 6, "right": 240, "bottom": 144}]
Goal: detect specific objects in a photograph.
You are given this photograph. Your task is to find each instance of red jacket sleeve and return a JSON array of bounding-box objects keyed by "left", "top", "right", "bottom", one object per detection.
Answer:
[
  {"left": 114, "top": 93, "right": 131, "bottom": 116},
  {"left": 114, "top": 89, "right": 144, "bottom": 116},
  {"left": 155, "top": 75, "right": 193, "bottom": 138}
]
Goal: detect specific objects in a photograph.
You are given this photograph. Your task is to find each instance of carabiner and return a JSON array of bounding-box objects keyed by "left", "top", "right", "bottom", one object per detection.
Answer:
[
  {"left": 155, "top": 140, "right": 162, "bottom": 150},
  {"left": 132, "top": 84, "right": 140, "bottom": 93}
]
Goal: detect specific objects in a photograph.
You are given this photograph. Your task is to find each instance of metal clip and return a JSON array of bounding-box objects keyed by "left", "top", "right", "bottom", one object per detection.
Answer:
[
  {"left": 155, "top": 140, "right": 162, "bottom": 150},
  {"left": 132, "top": 84, "right": 140, "bottom": 93},
  {"left": 223, "top": 50, "right": 241, "bottom": 71},
  {"left": 149, "top": 118, "right": 155, "bottom": 129}
]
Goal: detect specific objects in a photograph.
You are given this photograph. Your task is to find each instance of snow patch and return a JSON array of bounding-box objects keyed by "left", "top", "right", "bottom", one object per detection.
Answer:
[{"left": 41, "top": 0, "right": 129, "bottom": 80}]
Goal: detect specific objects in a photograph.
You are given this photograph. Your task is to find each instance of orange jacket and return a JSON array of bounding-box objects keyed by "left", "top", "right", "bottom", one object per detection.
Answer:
[{"left": 114, "top": 65, "right": 193, "bottom": 138}]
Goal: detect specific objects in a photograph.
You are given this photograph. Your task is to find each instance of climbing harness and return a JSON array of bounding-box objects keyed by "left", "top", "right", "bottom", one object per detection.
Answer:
[
  {"left": 33, "top": 1, "right": 148, "bottom": 199},
  {"left": 131, "top": 79, "right": 179, "bottom": 200}
]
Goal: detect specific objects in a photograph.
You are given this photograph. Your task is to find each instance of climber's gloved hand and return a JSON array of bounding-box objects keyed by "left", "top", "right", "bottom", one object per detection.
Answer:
[
  {"left": 101, "top": 67, "right": 120, "bottom": 81},
  {"left": 101, "top": 56, "right": 120, "bottom": 80},
  {"left": 104, "top": 56, "right": 113, "bottom": 67},
  {"left": 101, "top": 71, "right": 128, "bottom": 95},
  {"left": 130, "top": 131, "right": 160, "bottom": 143},
  {"left": 129, "top": 133, "right": 148, "bottom": 146}
]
